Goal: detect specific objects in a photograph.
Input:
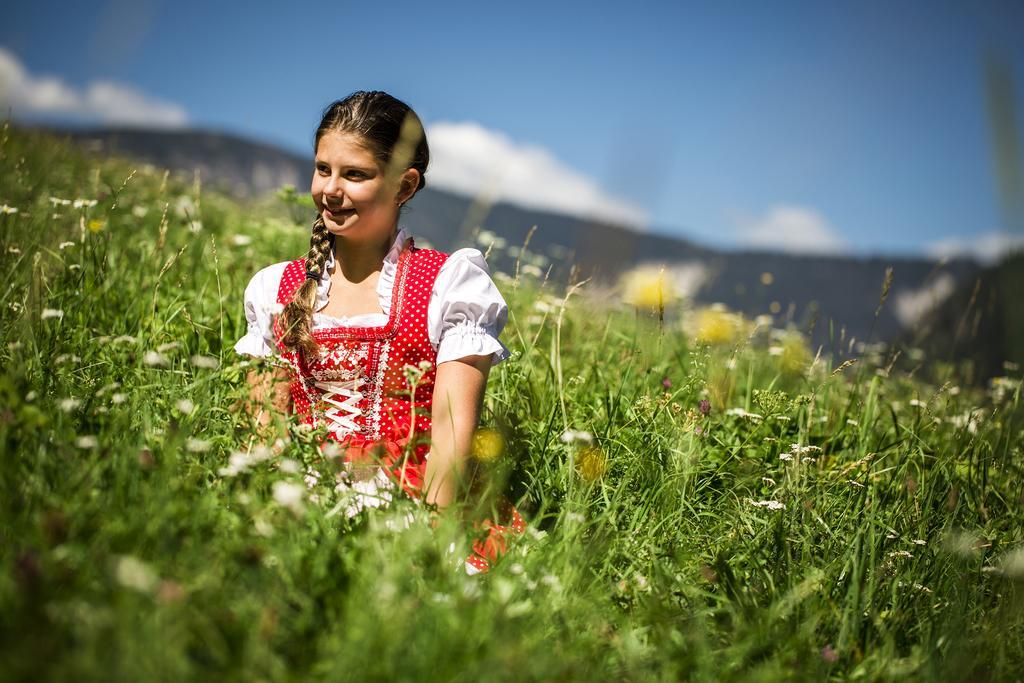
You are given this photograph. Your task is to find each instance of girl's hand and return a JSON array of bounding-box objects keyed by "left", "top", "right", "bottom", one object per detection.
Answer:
[{"left": 245, "top": 361, "right": 292, "bottom": 443}]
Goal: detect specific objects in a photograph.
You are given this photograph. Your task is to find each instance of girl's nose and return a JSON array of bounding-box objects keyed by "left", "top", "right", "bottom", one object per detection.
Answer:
[{"left": 323, "top": 174, "right": 344, "bottom": 197}]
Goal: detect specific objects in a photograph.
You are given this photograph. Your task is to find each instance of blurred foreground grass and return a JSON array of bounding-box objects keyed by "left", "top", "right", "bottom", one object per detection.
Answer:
[{"left": 1, "top": 127, "right": 1022, "bottom": 681}]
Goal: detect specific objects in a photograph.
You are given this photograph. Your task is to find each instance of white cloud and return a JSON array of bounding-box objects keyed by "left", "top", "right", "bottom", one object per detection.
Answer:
[
  {"left": 925, "top": 230, "right": 1024, "bottom": 265},
  {"left": 425, "top": 121, "right": 647, "bottom": 227},
  {"left": 893, "top": 273, "right": 956, "bottom": 328},
  {"left": 733, "top": 205, "right": 848, "bottom": 254},
  {"left": 0, "top": 47, "right": 186, "bottom": 128}
]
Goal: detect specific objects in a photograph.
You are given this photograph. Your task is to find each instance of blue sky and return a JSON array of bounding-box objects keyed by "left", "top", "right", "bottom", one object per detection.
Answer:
[{"left": 2, "top": 0, "right": 1023, "bottom": 259}]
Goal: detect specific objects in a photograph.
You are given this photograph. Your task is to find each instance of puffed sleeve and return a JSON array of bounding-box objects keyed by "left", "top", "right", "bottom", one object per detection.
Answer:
[
  {"left": 233, "top": 262, "right": 289, "bottom": 358},
  {"left": 429, "top": 248, "right": 511, "bottom": 366}
]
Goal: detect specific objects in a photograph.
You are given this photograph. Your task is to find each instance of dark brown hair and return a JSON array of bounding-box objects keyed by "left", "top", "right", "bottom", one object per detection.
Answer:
[{"left": 279, "top": 91, "right": 429, "bottom": 358}]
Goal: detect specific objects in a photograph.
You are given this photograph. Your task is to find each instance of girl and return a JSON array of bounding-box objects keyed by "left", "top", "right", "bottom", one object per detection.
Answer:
[{"left": 234, "top": 91, "right": 522, "bottom": 573}]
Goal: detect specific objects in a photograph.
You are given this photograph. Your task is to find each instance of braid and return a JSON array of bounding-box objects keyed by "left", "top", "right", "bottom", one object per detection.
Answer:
[{"left": 279, "top": 215, "right": 333, "bottom": 359}]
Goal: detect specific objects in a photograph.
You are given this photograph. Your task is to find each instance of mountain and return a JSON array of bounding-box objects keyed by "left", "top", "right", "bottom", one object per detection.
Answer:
[{"left": 48, "top": 126, "right": 986, "bottom": 364}]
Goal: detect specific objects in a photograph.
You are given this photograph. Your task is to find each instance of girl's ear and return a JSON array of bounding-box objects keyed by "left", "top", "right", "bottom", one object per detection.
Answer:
[{"left": 396, "top": 168, "right": 420, "bottom": 206}]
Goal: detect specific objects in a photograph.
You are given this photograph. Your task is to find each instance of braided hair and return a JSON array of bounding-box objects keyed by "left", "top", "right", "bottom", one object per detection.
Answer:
[{"left": 278, "top": 91, "right": 430, "bottom": 359}]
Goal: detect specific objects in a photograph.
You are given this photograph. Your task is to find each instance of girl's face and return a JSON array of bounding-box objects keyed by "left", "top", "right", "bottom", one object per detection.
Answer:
[{"left": 311, "top": 130, "right": 417, "bottom": 244}]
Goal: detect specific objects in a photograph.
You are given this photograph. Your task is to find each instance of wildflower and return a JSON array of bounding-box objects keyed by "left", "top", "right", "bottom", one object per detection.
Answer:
[
  {"left": 575, "top": 445, "right": 607, "bottom": 482},
  {"left": 231, "top": 234, "right": 253, "bottom": 246},
  {"left": 111, "top": 393, "right": 127, "bottom": 404},
  {"left": 279, "top": 458, "right": 300, "bottom": 474},
  {"left": 157, "top": 341, "right": 181, "bottom": 353},
  {"left": 73, "top": 198, "right": 97, "bottom": 209},
  {"left": 58, "top": 241, "right": 76, "bottom": 250},
  {"left": 68, "top": 264, "right": 81, "bottom": 272},
  {"left": 75, "top": 435, "right": 98, "bottom": 449},
  {"left": 55, "top": 353, "right": 81, "bottom": 365},
  {"left": 0, "top": 204, "right": 18, "bottom": 214},
  {"left": 761, "top": 476, "right": 777, "bottom": 486},
  {"left": 725, "top": 407, "right": 763, "bottom": 421},
  {"left": 49, "top": 197, "right": 72, "bottom": 206},
  {"left": 113, "top": 335, "right": 137, "bottom": 344},
  {"left": 698, "top": 399, "right": 711, "bottom": 415},
  {"left": 912, "top": 539, "right": 926, "bottom": 546},
  {"left": 157, "top": 579, "right": 185, "bottom": 604},
  {"left": 560, "top": 429, "right": 593, "bottom": 444},
  {"left": 189, "top": 354, "right": 219, "bottom": 369},
  {"left": 218, "top": 445, "right": 273, "bottom": 477},
  {"left": 175, "top": 399, "right": 194, "bottom": 415},
  {"left": 8, "top": 246, "right": 21, "bottom": 254},
  {"left": 8, "top": 302, "right": 22, "bottom": 312},
  {"left": 87, "top": 219, "right": 104, "bottom": 233},
  {"left": 41, "top": 308, "right": 64, "bottom": 320},
  {"left": 621, "top": 265, "right": 677, "bottom": 311},
  {"left": 143, "top": 351, "right": 170, "bottom": 367},
  {"left": 96, "top": 381, "right": 121, "bottom": 396},
  {"left": 472, "top": 427, "right": 505, "bottom": 462},
  {"left": 887, "top": 550, "right": 913, "bottom": 559},
  {"left": 909, "top": 398, "right": 926, "bottom": 408},
  {"left": 272, "top": 480, "right": 306, "bottom": 515},
  {"left": 768, "top": 346, "right": 783, "bottom": 356},
  {"left": 749, "top": 499, "right": 786, "bottom": 511},
  {"left": 661, "top": 376, "right": 672, "bottom": 390},
  {"left": 185, "top": 438, "right": 211, "bottom": 453},
  {"left": 58, "top": 398, "right": 81, "bottom": 412},
  {"left": 521, "top": 264, "right": 543, "bottom": 278},
  {"left": 688, "top": 305, "right": 748, "bottom": 345},
  {"left": 821, "top": 645, "right": 839, "bottom": 664},
  {"left": 114, "top": 555, "right": 157, "bottom": 593},
  {"left": 132, "top": 205, "right": 149, "bottom": 218}
]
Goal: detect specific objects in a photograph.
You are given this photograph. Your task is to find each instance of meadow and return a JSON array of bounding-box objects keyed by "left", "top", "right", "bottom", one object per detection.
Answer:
[{"left": 1, "top": 126, "right": 1022, "bottom": 681}]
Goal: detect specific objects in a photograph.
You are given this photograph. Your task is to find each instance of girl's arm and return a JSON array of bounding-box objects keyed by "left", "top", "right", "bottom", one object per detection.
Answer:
[
  {"left": 245, "top": 364, "right": 292, "bottom": 441},
  {"left": 424, "top": 354, "right": 492, "bottom": 510}
]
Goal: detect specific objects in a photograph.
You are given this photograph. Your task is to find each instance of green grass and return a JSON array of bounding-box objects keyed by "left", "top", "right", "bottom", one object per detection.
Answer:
[{"left": 1, "top": 126, "right": 1023, "bottom": 681}]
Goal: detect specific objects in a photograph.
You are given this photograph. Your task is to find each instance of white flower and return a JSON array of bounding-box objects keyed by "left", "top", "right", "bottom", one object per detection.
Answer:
[
  {"left": 59, "top": 398, "right": 81, "bottom": 412},
  {"left": 8, "top": 302, "right": 22, "bottom": 312},
  {"left": 768, "top": 346, "right": 784, "bottom": 356},
  {"left": 887, "top": 550, "right": 913, "bottom": 559},
  {"left": 68, "top": 264, "right": 81, "bottom": 272},
  {"left": 779, "top": 452, "right": 793, "bottom": 462},
  {"left": 749, "top": 499, "right": 786, "bottom": 511},
  {"left": 49, "top": 197, "right": 72, "bottom": 206},
  {"left": 25, "top": 391, "right": 37, "bottom": 402},
  {"left": 111, "top": 393, "right": 127, "bottom": 404},
  {"left": 156, "top": 341, "right": 180, "bottom": 353},
  {"left": 231, "top": 234, "right": 252, "bottom": 246},
  {"left": 41, "top": 308, "right": 64, "bottom": 320},
  {"left": 218, "top": 445, "right": 272, "bottom": 477},
  {"left": 143, "top": 351, "right": 170, "bottom": 367},
  {"left": 909, "top": 399, "right": 926, "bottom": 408},
  {"left": 72, "top": 198, "right": 97, "bottom": 209},
  {"left": 114, "top": 555, "right": 157, "bottom": 593},
  {"left": 725, "top": 407, "right": 763, "bottom": 421},
  {"left": 132, "top": 205, "right": 149, "bottom": 218},
  {"left": 54, "top": 354, "right": 81, "bottom": 365},
  {"left": 0, "top": 204, "right": 18, "bottom": 214},
  {"left": 189, "top": 354, "right": 219, "bottom": 369},
  {"left": 58, "top": 242, "right": 76, "bottom": 250},
  {"left": 175, "top": 399, "right": 194, "bottom": 415},
  {"left": 560, "top": 429, "right": 593, "bottom": 444},
  {"left": 761, "top": 476, "right": 777, "bottom": 486},
  {"left": 96, "top": 381, "right": 121, "bottom": 396},
  {"left": 185, "top": 438, "right": 211, "bottom": 453},
  {"left": 279, "top": 458, "right": 300, "bottom": 474},
  {"left": 912, "top": 539, "right": 927, "bottom": 546},
  {"left": 75, "top": 435, "right": 98, "bottom": 449},
  {"left": 272, "top": 481, "right": 306, "bottom": 515},
  {"left": 521, "top": 264, "right": 543, "bottom": 278},
  {"left": 113, "top": 335, "right": 137, "bottom": 344}
]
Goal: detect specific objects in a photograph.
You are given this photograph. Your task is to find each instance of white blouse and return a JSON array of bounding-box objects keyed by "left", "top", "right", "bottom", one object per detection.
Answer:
[{"left": 233, "top": 229, "right": 510, "bottom": 366}]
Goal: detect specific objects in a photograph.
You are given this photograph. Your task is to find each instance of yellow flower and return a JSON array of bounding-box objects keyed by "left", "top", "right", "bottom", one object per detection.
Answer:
[
  {"left": 575, "top": 445, "right": 607, "bottom": 482},
  {"left": 620, "top": 265, "right": 677, "bottom": 311},
  {"left": 690, "top": 305, "right": 748, "bottom": 346},
  {"left": 778, "top": 330, "right": 812, "bottom": 375},
  {"left": 472, "top": 428, "right": 504, "bottom": 462},
  {"left": 87, "top": 219, "right": 104, "bottom": 233}
]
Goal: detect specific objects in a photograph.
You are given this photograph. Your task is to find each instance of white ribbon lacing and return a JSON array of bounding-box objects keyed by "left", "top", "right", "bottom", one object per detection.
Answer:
[{"left": 314, "top": 378, "right": 364, "bottom": 437}]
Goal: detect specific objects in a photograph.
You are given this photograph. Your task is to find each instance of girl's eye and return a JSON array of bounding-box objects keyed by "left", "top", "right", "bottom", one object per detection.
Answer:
[
  {"left": 347, "top": 170, "right": 367, "bottom": 179},
  {"left": 316, "top": 165, "right": 330, "bottom": 175}
]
